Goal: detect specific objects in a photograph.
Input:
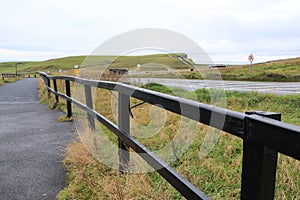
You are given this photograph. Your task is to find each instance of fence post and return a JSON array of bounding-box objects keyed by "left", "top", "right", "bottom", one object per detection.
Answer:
[
  {"left": 65, "top": 80, "right": 72, "bottom": 118},
  {"left": 241, "top": 111, "right": 281, "bottom": 200},
  {"left": 53, "top": 79, "right": 59, "bottom": 103},
  {"left": 47, "top": 77, "right": 51, "bottom": 99},
  {"left": 118, "top": 91, "right": 130, "bottom": 172},
  {"left": 84, "top": 85, "right": 95, "bottom": 130}
]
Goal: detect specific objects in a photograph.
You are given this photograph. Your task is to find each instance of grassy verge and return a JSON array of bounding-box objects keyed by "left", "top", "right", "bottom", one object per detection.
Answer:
[
  {"left": 0, "top": 77, "right": 23, "bottom": 86},
  {"left": 38, "top": 78, "right": 299, "bottom": 199}
]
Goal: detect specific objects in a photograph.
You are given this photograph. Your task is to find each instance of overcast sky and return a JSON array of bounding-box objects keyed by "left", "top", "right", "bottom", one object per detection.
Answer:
[{"left": 1, "top": 0, "right": 300, "bottom": 64}]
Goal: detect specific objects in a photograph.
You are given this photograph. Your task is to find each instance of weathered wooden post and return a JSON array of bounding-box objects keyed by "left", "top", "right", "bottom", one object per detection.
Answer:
[
  {"left": 84, "top": 85, "right": 95, "bottom": 130},
  {"left": 53, "top": 79, "right": 59, "bottom": 103},
  {"left": 46, "top": 77, "right": 51, "bottom": 99},
  {"left": 118, "top": 91, "right": 130, "bottom": 172},
  {"left": 241, "top": 111, "right": 281, "bottom": 200},
  {"left": 65, "top": 80, "right": 72, "bottom": 118}
]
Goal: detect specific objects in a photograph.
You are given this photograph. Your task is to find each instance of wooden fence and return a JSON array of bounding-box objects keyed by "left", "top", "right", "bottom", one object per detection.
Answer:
[{"left": 39, "top": 72, "right": 300, "bottom": 200}]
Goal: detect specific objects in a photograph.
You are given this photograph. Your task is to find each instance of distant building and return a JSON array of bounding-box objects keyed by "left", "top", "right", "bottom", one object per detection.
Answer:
[
  {"left": 109, "top": 68, "right": 128, "bottom": 75},
  {"left": 208, "top": 65, "right": 227, "bottom": 69}
]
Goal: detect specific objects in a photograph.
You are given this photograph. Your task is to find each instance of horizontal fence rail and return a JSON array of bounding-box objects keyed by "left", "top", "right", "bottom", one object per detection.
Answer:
[
  {"left": 39, "top": 72, "right": 300, "bottom": 200},
  {"left": 2, "top": 72, "right": 37, "bottom": 80},
  {"left": 2, "top": 73, "right": 21, "bottom": 79}
]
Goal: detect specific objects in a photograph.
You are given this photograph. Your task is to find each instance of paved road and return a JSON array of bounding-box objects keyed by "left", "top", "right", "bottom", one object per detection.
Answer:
[
  {"left": 0, "top": 79, "right": 75, "bottom": 200},
  {"left": 129, "top": 78, "right": 300, "bottom": 95}
]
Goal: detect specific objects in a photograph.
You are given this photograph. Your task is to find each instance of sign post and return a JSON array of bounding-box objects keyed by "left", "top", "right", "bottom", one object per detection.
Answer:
[
  {"left": 15, "top": 62, "right": 22, "bottom": 76},
  {"left": 74, "top": 65, "right": 79, "bottom": 75},
  {"left": 248, "top": 53, "right": 254, "bottom": 74}
]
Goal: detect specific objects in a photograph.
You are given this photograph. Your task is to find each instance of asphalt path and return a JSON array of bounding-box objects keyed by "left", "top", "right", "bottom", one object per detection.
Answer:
[
  {"left": 0, "top": 79, "right": 75, "bottom": 200},
  {"left": 129, "top": 78, "right": 300, "bottom": 95}
]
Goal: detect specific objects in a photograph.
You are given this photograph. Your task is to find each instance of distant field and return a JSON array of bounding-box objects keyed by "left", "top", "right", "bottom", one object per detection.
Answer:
[{"left": 1, "top": 54, "right": 300, "bottom": 81}]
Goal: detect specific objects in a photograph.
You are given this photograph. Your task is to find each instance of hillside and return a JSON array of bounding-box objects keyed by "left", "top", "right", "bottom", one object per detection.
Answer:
[{"left": 0, "top": 54, "right": 193, "bottom": 74}]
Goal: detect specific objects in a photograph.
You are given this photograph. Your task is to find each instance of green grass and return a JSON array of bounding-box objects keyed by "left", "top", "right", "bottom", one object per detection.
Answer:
[
  {"left": 38, "top": 78, "right": 299, "bottom": 199},
  {"left": 25, "top": 56, "right": 86, "bottom": 72}
]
